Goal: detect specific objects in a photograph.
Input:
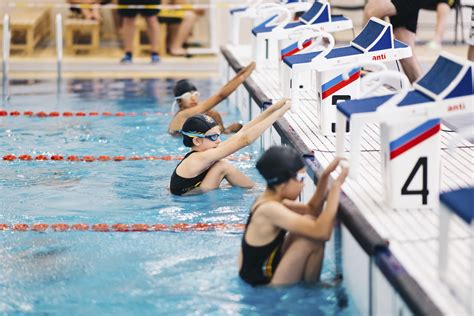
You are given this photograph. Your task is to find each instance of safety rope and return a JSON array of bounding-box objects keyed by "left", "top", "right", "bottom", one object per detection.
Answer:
[
  {"left": 2, "top": 154, "right": 251, "bottom": 162},
  {"left": 0, "top": 222, "right": 245, "bottom": 232},
  {"left": 0, "top": 110, "right": 166, "bottom": 117}
]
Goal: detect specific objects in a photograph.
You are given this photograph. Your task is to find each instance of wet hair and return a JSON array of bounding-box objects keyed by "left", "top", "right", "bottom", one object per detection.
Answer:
[
  {"left": 174, "top": 79, "right": 197, "bottom": 97},
  {"left": 181, "top": 114, "right": 218, "bottom": 147},
  {"left": 256, "top": 146, "right": 305, "bottom": 187}
]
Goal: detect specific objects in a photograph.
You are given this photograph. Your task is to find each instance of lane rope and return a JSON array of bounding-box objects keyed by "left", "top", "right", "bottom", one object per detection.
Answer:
[
  {"left": 0, "top": 222, "right": 245, "bottom": 232},
  {"left": 0, "top": 110, "right": 167, "bottom": 117},
  {"left": 2, "top": 154, "right": 251, "bottom": 162}
]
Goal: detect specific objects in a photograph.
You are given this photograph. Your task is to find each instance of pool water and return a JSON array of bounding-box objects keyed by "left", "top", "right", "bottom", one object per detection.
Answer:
[{"left": 0, "top": 78, "right": 359, "bottom": 315}]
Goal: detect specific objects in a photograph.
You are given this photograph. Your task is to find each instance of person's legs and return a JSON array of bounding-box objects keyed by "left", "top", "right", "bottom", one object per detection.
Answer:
[
  {"left": 270, "top": 233, "right": 325, "bottom": 285},
  {"left": 144, "top": 15, "right": 160, "bottom": 54},
  {"left": 433, "top": 2, "right": 450, "bottom": 45},
  {"left": 394, "top": 27, "right": 423, "bottom": 82},
  {"left": 363, "top": 0, "right": 397, "bottom": 24},
  {"left": 169, "top": 10, "right": 198, "bottom": 55},
  {"left": 122, "top": 16, "right": 136, "bottom": 59},
  {"left": 199, "top": 160, "right": 254, "bottom": 190}
]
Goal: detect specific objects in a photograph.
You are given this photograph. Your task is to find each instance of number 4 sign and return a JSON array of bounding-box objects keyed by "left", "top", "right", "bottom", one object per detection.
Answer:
[
  {"left": 335, "top": 53, "right": 472, "bottom": 209},
  {"left": 381, "top": 119, "right": 441, "bottom": 208}
]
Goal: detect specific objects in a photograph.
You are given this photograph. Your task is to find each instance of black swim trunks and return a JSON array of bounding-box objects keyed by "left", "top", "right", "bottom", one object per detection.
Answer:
[
  {"left": 390, "top": 0, "right": 424, "bottom": 33},
  {"left": 118, "top": 0, "right": 160, "bottom": 17}
]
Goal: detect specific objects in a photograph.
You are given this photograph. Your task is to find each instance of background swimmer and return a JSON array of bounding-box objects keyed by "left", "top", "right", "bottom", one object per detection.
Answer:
[
  {"left": 168, "top": 62, "right": 256, "bottom": 135},
  {"left": 238, "top": 146, "right": 348, "bottom": 286},
  {"left": 169, "top": 99, "right": 290, "bottom": 196}
]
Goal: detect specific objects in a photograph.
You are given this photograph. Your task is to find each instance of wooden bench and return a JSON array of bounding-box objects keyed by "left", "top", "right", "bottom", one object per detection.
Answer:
[
  {"left": 133, "top": 17, "right": 167, "bottom": 56},
  {"left": 0, "top": 9, "right": 51, "bottom": 55},
  {"left": 64, "top": 18, "right": 100, "bottom": 54}
]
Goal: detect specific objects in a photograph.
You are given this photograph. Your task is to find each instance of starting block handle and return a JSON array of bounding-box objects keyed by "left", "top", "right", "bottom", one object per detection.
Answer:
[
  {"left": 288, "top": 24, "right": 322, "bottom": 41},
  {"left": 342, "top": 61, "right": 387, "bottom": 81},
  {"left": 306, "top": 31, "right": 334, "bottom": 61},
  {"left": 255, "top": 3, "right": 291, "bottom": 30},
  {"left": 363, "top": 70, "right": 410, "bottom": 98},
  {"left": 335, "top": 111, "right": 347, "bottom": 157}
]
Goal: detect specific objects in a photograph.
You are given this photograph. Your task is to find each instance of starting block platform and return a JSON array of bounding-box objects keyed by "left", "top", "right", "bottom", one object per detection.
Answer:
[
  {"left": 251, "top": 1, "right": 352, "bottom": 65},
  {"left": 221, "top": 44, "right": 473, "bottom": 315}
]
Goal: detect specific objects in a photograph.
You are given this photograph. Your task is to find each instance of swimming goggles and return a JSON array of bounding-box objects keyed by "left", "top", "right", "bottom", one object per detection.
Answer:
[
  {"left": 295, "top": 173, "right": 306, "bottom": 183},
  {"left": 181, "top": 131, "right": 221, "bottom": 141},
  {"left": 175, "top": 91, "right": 200, "bottom": 101},
  {"left": 171, "top": 91, "right": 201, "bottom": 113}
]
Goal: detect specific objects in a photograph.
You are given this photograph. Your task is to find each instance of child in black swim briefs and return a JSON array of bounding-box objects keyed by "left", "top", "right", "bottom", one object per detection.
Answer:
[
  {"left": 238, "top": 146, "right": 348, "bottom": 286},
  {"left": 168, "top": 62, "right": 256, "bottom": 135},
  {"left": 169, "top": 99, "right": 290, "bottom": 196}
]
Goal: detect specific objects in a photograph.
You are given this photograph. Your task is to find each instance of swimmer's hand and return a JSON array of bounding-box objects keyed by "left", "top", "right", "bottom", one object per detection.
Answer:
[
  {"left": 321, "top": 157, "right": 343, "bottom": 179},
  {"left": 237, "top": 61, "right": 256, "bottom": 77},
  {"left": 334, "top": 161, "right": 349, "bottom": 186},
  {"left": 268, "top": 98, "right": 289, "bottom": 111}
]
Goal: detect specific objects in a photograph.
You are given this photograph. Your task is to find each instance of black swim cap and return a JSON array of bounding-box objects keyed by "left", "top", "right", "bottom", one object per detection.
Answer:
[
  {"left": 174, "top": 79, "right": 197, "bottom": 97},
  {"left": 181, "top": 114, "right": 218, "bottom": 147},
  {"left": 256, "top": 146, "right": 305, "bottom": 185}
]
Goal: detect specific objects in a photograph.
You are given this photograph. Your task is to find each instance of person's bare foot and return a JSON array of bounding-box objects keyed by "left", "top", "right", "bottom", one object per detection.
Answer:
[
  {"left": 168, "top": 47, "right": 192, "bottom": 58},
  {"left": 223, "top": 122, "right": 243, "bottom": 134}
]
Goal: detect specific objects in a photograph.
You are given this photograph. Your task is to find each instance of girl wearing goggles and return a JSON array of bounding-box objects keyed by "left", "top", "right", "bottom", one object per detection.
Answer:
[
  {"left": 239, "top": 147, "right": 349, "bottom": 287},
  {"left": 168, "top": 62, "right": 256, "bottom": 135},
  {"left": 170, "top": 99, "right": 290, "bottom": 196}
]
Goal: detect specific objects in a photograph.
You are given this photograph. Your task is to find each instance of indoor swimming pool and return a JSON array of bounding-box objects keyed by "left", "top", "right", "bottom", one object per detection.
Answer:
[{"left": 0, "top": 78, "right": 359, "bottom": 315}]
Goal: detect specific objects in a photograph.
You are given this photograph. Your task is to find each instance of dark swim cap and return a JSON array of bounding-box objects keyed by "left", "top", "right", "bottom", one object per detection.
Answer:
[
  {"left": 174, "top": 79, "right": 197, "bottom": 97},
  {"left": 256, "top": 146, "right": 305, "bottom": 185},
  {"left": 181, "top": 114, "right": 218, "bottom": 147}
]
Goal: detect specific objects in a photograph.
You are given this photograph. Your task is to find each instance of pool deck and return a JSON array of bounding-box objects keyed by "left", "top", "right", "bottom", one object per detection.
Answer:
[{"left": 221, "top": 44, "right": 473, "bottom": 316}]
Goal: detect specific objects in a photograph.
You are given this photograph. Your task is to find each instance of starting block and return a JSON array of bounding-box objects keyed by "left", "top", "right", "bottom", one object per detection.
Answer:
[
  {"left": 230, "top": 0, "right": 310, "bottom": 46},
  {"left": 438, "top": 187, "right": 473, "bottom": 314},
  {"left": 281, "top": 17, "right": 412, "bottom": 135},
  {"left": 251, "top": 0, "right": 352, "bottom": 65},
  {"left": 335, "top": 53, "right": 473, "bottom": 209}
]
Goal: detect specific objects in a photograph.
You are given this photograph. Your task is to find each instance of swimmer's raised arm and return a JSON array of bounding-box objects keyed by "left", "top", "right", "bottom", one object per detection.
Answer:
[
  {"left": 307, "top": 158, "right": 345, "bottom": 216},
  {"left": 265, "top": 165, "right": 348, "bottom": 241},
  {"left": 194, "top": 100, "right": 290, "bottom": 164},
  {"left": 236, "top": 99, "right": 287, "bottom": 135},
  {"left": 282, "top": 158, "right": 345, "bottom": 216},
  {"left": 191, "top": 62, "right": 256, "bottom": 115}
]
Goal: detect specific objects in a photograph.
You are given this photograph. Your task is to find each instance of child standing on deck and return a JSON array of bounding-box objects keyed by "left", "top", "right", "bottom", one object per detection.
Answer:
[
  {"left": 239, "top": 146, "right": 348, "bottom": 286},
  {"left": 168, "top": 62, "right": 256, "bottom": 135},
  {"left": 170, "top": 99, "right": 290, "bottom": 196}
]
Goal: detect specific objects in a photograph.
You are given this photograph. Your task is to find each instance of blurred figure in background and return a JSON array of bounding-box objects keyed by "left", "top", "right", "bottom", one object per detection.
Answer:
[
  {"left": 159, "top": 0, "right": 204, "bottom": 57},
  {"left": 422, "top": 0, "right": 456, "bottom": 50},
  {"left": 68, "top": 0, "right": 104, "bottom": 20},
  {"left": 118, "top": 0, "right": 161, "bottom": 63}
]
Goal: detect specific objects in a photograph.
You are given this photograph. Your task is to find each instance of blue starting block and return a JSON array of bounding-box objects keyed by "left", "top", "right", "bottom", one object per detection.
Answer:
[
  {"left": 335, "top": 53, "right": 473, "bottom": 209},
  {"left": 439, "top": 187, "right": 473, "bottom": 314},
  {"left": 251, "top": 0, "right": 352, "bottom": 65},
  {"left": 281, "top": 17, "right": 412, "bottom": 134},
  {"left": 230, "top": 0, "right": 311, "bottom": 46}
]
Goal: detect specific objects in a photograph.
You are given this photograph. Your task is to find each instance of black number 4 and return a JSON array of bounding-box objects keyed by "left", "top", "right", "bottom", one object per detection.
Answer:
[{"left": 401, "top": 157, "right": 429, "bottom": 205}]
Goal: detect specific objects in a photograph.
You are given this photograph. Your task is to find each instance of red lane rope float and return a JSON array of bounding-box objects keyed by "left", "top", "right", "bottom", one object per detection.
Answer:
[
  {"left": 0, "top": 110, "right": 166, "bottom": 117},
  {"left": 0, "top": 223, "right": 246, "bottom": 232},
  {"left": 2, "top": 154, "right": 251, "bottom": 162}
]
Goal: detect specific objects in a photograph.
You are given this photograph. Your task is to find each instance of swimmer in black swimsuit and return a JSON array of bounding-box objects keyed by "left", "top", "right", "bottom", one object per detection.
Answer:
[
  {"left": 168, "top": 62, "right": 256, "bottom": 135},
  {"left": 239, "top": 146, "right": 348, "bottom": 286},
  {"left": 169, "top": 99, "right": 290, "bottom": 196}
]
